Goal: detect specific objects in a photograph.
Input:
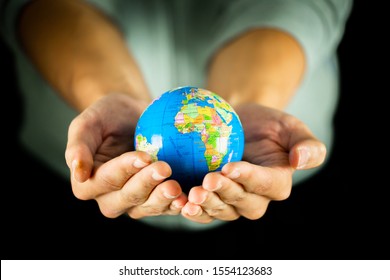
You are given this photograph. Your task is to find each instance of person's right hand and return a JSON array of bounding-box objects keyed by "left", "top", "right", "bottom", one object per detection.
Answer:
[{"left": 65, "top": 93, "right": 187, "bottom": 219}]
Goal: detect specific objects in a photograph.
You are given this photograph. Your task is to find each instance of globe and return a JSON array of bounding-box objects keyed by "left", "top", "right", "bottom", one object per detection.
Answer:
[{"left": 134, "top": 86, "right": 245, "bottom": 191}]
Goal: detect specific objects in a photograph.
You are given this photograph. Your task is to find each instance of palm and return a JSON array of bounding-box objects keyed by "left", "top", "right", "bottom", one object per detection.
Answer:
[
  {"left": 79, "top": 94, "right": 147, "bottom": 167},
  {"left": 236, "top": 104, "right": 295, "bottom": 169},
  {"left": 94, "top": 130, "right": 135, "bottom": 166}
]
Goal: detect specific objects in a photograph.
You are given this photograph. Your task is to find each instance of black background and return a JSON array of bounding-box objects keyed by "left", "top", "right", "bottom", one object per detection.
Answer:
[{"left": 1, "top": 1, "right": 389, "bottom": 260}]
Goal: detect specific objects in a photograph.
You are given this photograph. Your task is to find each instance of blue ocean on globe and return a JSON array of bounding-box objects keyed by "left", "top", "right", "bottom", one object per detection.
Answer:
[{"left": 134, "top": 86, "right": 244, "bottom": 190}]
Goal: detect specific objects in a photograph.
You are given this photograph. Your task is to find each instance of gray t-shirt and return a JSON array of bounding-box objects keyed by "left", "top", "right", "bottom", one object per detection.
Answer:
[{"left": 1, "top": 0, "right": 352, "bottom": 230}]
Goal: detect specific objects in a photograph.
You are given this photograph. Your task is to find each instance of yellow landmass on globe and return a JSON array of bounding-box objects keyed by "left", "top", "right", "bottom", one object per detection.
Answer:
[
  {"left": 135, "top": 134, "right": 159, "bottom": 162},
  {"left": 174, "top": 91, "right": 234, "bottom": 171}
]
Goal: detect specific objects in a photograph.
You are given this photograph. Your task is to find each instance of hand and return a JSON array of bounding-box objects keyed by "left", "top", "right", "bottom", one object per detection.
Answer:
[
  {"left": 181, "top": 103, "right": 326, "bottom": 223},
  {"left": 65, "top": 93, "right": 187, "bottom": 219}
]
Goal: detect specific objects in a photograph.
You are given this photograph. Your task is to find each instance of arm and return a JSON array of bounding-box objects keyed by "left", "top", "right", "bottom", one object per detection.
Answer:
[
  {"left": 18, "top": 0, "right": 187, "bottom": 219},
  {"left": 182, "top": 28, "right": 324, "bottom": 223},
  {"left": 206, "top": 28, "right": 305, "bottom": 110},
  {"left": 18, "top": 0, "right": 150, "bottom": 111},
  {"left": 181, "top": 0, "right": 353, "bottom": 223}
]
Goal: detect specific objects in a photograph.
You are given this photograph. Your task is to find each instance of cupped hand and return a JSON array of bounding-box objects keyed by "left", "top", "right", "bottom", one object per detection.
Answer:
[
  {"left": 181, "top": 103, "right": 326, "bottom": 223},
  {"left": 65, "top": 93, "right": 187, "bottom": 219}
]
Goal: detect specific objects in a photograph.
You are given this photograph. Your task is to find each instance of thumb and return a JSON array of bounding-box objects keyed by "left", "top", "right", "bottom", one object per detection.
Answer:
[
  {"left": 65, "top": 143, "right": 94, "bottom": 183},
  {"left": 289, "top": 139, "right": 327, "bottom": 170},
  {"left": 65, "top": 115, "right": 100, "bottom": 182}
]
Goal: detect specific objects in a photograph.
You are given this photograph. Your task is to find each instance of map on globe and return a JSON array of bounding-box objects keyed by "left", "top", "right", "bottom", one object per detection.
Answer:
[{"left": 135, "top": 86, "right": 244, "bottom": 188}]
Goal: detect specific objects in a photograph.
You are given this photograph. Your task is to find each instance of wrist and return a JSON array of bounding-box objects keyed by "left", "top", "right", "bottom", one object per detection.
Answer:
[
  {"left": 69, "top": 72, "right": 151, "bottom": 112},
  {"left": 215, "top": 83, "right": 291, "bottom": 111}
]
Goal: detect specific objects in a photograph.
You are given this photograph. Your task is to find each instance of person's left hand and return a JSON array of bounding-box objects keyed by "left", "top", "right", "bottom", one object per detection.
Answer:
[{"left": 181, "top": 103, "right": 327, "bottom": 223}]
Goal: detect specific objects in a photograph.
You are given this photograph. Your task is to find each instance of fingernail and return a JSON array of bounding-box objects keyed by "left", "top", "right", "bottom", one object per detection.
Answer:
[
  {"left": 297, "top": 147, "right": 310, "bottom": 169},
  {"left": 163, "top": 191, "right": 178, "bottom": 199},
  {"left": 72, "top": 160, "right": 81, "bottom": 182},
  {"left": 206, "top": 181, "right": 222, "bottom": 191},
  {"left": 152, "top": 171, "right": 167, "bottom": 181},
  {"left": 195, "top": 193, "right": 207, "bottom": 204},
  {"left": 171, "top": 200, "right": 183, "bottom": 209},
  {"left": 227, "top": 168, "right": 240, "bottom": 179},
  {"left": 133, "top": 158, "right": 149, "bottom": 168},
  {"left": 186, "top": 206, "right": 201, "bottom": 216},
  {"left": 213, "top": 181, "right": 223, "bottom": 191}
]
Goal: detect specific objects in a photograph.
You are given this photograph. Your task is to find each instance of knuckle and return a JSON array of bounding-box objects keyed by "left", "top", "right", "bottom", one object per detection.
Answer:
[
  {"left": 127, "top": 209, "right": 142, "bottom": 220},
  {"left": 120, "top": 191, "right": 146, "bottom": 205},
  {"left": 142, "top": 206, "right": 163, "bottom": 216},
  {"left": 98, "top": 205, "right": 121, "bottom": 219},
  {"left": 72, "top": 185, "right": 90, "bottom": 201},
  {"left": 245, "top": 206, "right": 267, "bottom": 220},
  {"left": 223, "top": 192, "right": 246, "bottom": 205},
  {"left": 207, "top": 205, "right": 226, "bottom": 217},
  {"left": 252, "top": 177, "right": 272, "bottom": 194},
  {"left": 98, "top": 175, "right": 122, "bottom": 191},
  {"left": 222, "top": 212, "right": 240, "bottom": 221}
]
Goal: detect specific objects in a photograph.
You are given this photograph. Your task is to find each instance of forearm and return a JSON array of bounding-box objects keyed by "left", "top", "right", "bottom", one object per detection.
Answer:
[
  {"left": 18, "top": 0, "right": 150, "bottom": 111},
  {"left": 206, "top": 28, "right": 305, "bottom": 110}
]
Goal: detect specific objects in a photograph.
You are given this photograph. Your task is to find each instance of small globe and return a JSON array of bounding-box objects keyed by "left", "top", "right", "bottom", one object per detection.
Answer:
[{"left": 134, "top": 86, "right": 244, "bottom": 191}]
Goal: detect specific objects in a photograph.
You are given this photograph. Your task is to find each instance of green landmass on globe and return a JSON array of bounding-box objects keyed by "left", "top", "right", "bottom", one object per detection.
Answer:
[{"left": 134, "top": 86, "right": 244, "bottom": 189}]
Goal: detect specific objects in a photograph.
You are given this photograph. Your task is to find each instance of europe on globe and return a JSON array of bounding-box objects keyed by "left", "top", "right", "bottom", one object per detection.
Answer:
[{"left": 134, "top": 86, "right": 245, "bottom": 191}]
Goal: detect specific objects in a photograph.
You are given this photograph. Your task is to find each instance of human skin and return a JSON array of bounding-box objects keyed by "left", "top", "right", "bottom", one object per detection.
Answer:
[
  {"left": 18, "top": 0, "right": 326, "bottom": 223},
  {"left": 181, "top": 29, "right": 326, "bottom": 223}
]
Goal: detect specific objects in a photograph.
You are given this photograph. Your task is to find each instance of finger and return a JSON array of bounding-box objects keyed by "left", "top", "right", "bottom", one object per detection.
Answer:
[
  {"left": 181, "top": 202, "right": 214, "bottom": 224},
  {"left": 66, "top": 143, "right": 95, "bottom": 183},
  {"left": 289, "top": 139, "right": 327, "bottom": 170},
  {"left": 188, "top": 186, "right": 239, "bottom": 221},
  {"left": 285, "top": 119, "right": 327, "bottom": 170},
  {"left": 169, "top": 193, "right": 188, "bottom": 212},
  {"left": 70, "top": 151, "right": 152, "bottom": 200},
  {"left": 202, "top": 172, "right": 270, "bottom": 220},
  {"left": 127, "top": 180, "right": 185, "bottom": 219},
  {"left": 95, "top": 161, "right": 172, "bottom": 217},
  {"left": 221, "top": 161, "right": 293, "bottom": 201},
  {"left": 65, "top": 114, "right": 102, "bottom": 182}
]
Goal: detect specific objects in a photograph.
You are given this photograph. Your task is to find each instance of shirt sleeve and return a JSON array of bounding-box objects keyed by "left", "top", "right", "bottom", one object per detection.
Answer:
[
  {"left": 0, "top": 0, "right": 31, "bottom": 52},
  {"left": 205, "top": 0, "right": 353, "bottom": 74}
]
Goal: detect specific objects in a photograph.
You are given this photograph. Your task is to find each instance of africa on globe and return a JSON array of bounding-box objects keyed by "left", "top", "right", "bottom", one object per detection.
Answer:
[{"left": 134, "top": 86, "right": 245, "bottom": 190}]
